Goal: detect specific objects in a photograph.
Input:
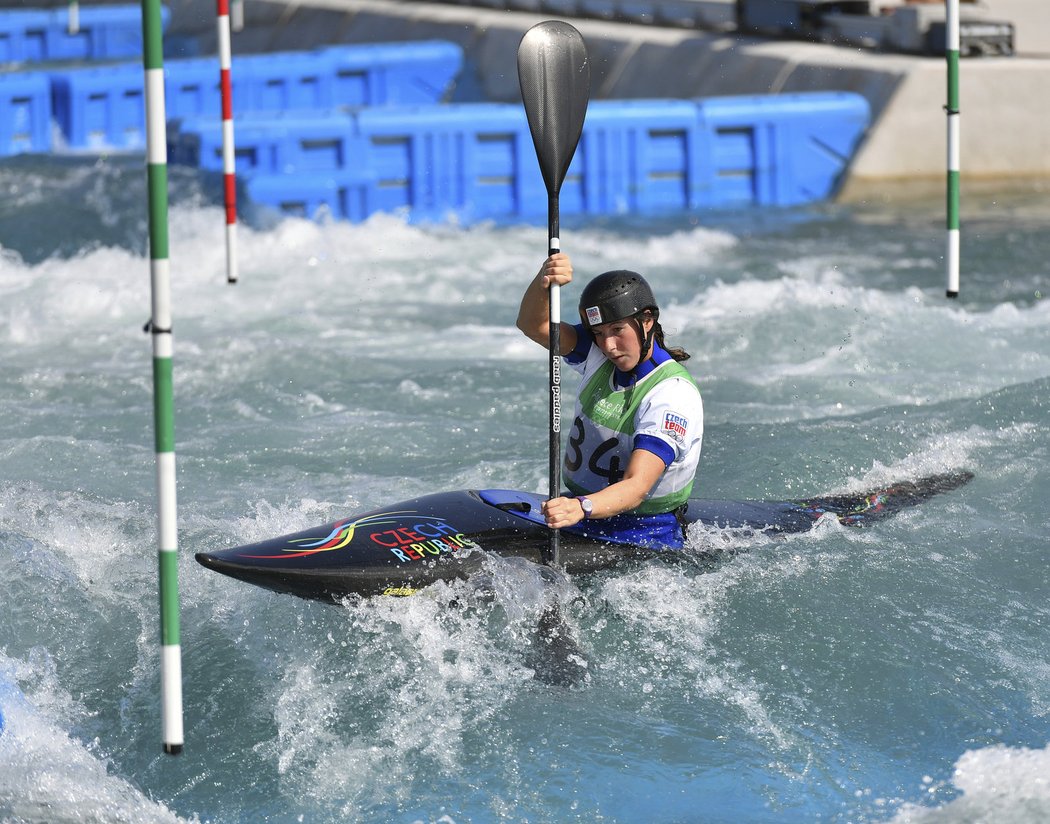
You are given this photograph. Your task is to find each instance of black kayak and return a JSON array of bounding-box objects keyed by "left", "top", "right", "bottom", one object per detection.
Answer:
[{"left": 195, "top": 471, "right": 973, "bottom": 602}]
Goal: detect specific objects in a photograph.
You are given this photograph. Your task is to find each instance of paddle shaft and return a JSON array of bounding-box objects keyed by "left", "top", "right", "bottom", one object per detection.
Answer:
[
  {"left": 546, "top": 195, "right": 561, "bottom": 567},
  {"left": 517, "top": 20, "right": 589, "bottom": 570}
]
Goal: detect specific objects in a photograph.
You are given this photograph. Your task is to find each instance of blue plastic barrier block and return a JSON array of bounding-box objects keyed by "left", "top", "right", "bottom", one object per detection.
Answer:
[
  {"left": 165, "top": 52, "right": 335, "bottom": 121},
  {"left": 0, "top": 10, "right": 51, "bottom": 63},
  {"left": 167, "top": 117, "right": 212, "bottom": 168},
  {"left": 236, "top": 51, "right": 335, "bottom": 112},
  {"left": 170, "top": 93, "right": 869, "bottom": 225},
  {"left": 355, "top": 103, "right": 544, "bottom": 223},
  {"left": 0, "top": 5, "right": 168, "bottom": 63},
  {"left": 53, "top": 55, "right": 223, "bottom": 151},
  {"left": 165, "top": 57, "right": 223, "bottom": 120},
  {"left": 316, "top": 41, "right": 463, "bottom": 106},
  {"left": 50, "top": 62, "right": 145, "bottom": 150},
  {"left": 576, "top": 100, "right": 713, "bottom": 215},
  {"left": 171, "top": 110, "right": 363, "bottom": 176},
  {"left": 246, "top": 169, "right": 372, "bottom": 222},
  {"left": 167, "top": 51, "right": 340, "bottom": 121},
  {"left": 43, "top": 5, "right": 169, "bottom": 61},
  {"left": 0, "top": 71, "right": 51, "bottom": 155},
  {"left": 43, "top": 40, "right": 465, "bottom": 153},
  {"left": 229, "top": 42, "right": 462, "bottom": 113},
  {"left": 699, "top": 92, "right": 870, "bottom": 207}
]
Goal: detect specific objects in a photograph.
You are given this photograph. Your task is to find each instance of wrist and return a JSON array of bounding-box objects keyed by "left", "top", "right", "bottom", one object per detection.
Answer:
[{"left": 577, "top": 495, "right": 593, "bottom": 520}]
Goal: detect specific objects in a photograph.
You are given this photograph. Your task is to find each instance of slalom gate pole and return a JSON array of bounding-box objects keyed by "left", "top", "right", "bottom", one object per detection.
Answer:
[
  {"left": 946, "top": 0, "right": 960, "bottom": 298},
  {"left": 68, "top": 0, "right": 79, "bottom": 34},
  {"left": 217, "top": 0, "right": 238, "bottom": 284},
  {"left": 141, "top": 0, "right": 184, "bottom": 756}
]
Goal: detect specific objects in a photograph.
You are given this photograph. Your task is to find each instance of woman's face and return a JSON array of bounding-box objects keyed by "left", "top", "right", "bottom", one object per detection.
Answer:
[{"left": 591, "top": 316, "right": 654, "bottom": 370}]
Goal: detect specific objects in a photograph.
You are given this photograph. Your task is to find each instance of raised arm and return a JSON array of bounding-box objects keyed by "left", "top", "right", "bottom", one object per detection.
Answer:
[{"left": 516, "top": 252, "right": 579, "bottom": 354}]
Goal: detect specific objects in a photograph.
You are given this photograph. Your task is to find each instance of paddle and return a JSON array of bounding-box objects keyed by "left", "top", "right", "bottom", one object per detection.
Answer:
[
  {"left": 518, "top": 19, "right": 590, "bottom": 568},
  {"left": 518, "top": 20, "right": 590, "bottom": 687}
]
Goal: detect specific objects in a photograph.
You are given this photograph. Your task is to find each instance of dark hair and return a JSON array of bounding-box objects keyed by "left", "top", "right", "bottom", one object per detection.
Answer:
[{"left": 647, "top": 313, "right": 690, "bottom": 363}]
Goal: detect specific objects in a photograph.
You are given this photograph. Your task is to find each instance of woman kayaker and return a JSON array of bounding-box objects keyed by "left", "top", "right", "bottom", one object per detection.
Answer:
[{"left": 516, "top": 252, "right": 704, "bottom": 548}]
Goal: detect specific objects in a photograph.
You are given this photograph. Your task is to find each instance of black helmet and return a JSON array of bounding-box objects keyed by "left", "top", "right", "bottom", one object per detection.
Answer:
[{"left": 578, "top": 270, "right": 658, "bottom": 329}]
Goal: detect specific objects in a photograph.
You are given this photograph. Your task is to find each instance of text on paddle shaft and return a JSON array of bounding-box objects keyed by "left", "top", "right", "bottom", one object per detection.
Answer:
[
  {"left": 551, "top": 356, "right": 561, "bottom": 433},
  {"left": 370, "top": 521, "right": 477, "bottom": 562}
]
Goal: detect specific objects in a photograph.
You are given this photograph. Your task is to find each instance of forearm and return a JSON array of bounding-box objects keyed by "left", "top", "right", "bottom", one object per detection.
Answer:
[
  {"left": 516, "top": 253, "right": 575, "bottom": 349},
  {"left": 516, "top": 270, "right": 551, "bottom": 347},
  {"left": 581, "top": 475, "right": 652, "bottom": 519},
  {"left": 542, "top": 449, "right": 667, "bottom": 528}
]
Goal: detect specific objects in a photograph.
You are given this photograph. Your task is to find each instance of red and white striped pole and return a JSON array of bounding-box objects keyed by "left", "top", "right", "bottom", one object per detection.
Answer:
[{"left": 217, "top": 0, "right": 238, "bottom": 284}]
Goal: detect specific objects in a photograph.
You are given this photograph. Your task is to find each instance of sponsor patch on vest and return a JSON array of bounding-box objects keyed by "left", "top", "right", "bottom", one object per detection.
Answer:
[
  {"left": 584, "top": 305, "right": 602, "bottom": 326},
  {"left": 662, "top": 411, "right": 688, "bottom": 442}
]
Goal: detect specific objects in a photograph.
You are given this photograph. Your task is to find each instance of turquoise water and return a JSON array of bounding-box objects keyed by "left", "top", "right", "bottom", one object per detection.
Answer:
[{"left": 0, "top": 156, "right": 1048, "bottom": 823}]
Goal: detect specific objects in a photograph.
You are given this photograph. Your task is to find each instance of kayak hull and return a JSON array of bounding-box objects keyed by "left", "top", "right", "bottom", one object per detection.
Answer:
[
  {"left": 195, "top": 489, "right": 644, "bottom": 601},
  {"left": 195, "top": 472, "right": 974, "bottom": 602}
]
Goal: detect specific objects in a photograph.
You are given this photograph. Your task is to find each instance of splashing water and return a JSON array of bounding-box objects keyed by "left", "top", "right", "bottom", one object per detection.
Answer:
[{"left": 1, "top": 157, "right": 1049, "bottom": 822}]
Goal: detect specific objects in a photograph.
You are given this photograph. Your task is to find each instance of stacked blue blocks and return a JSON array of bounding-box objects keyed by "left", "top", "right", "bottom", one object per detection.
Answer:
[
  {"left": 0, "top": 3, "right": 172, "bottom": 153},
  {"left": 0, "top": 2, "right": 872, "bottom": 222},
  {"left": 44, "top": 40, "right": 465, "bottom": 152},
  {"left": 0, "top": 5, "right": 167, "bottom": 63},
  {"left": 165, "top": 41, "right": 467, "bottom": 119},
  {"left": 171, "top": 92, "right": 869, "bottom": 222}
]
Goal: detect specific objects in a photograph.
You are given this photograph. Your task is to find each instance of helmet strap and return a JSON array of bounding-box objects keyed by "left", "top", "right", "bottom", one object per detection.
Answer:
[{"left": 630, "top": 313, "right": 657, "bottom": 374}]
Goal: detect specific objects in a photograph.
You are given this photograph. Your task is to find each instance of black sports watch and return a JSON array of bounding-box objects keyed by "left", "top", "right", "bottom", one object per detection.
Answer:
[{"left": 577, "top": 496, "right": 593, "bottom": 519}]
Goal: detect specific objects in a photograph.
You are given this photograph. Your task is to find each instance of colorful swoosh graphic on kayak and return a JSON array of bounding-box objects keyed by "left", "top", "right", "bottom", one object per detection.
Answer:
[
  {"left": 838, "top": 491, "right": 889, "bottom": 525},
  {"left": 238, "top": 511, "right": 414, "bottom": 559},
  {"left": 800, "top": 491, "right": 890, "bottom": 525}
]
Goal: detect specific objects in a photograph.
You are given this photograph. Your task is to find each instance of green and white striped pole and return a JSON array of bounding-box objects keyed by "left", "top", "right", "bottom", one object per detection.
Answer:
[
  {"left": 141, "top": 0, "right": 184, "bottom": 755},
  {"left": 946, "top": 0, "right": 960, "bottom": 298}
]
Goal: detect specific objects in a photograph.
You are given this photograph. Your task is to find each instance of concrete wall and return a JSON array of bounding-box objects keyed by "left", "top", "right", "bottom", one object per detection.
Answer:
[
  {"left": 848, "top": 54, "right": 1050, "bottom": 185},
  {"left": 163, "top": 0, "right": 1050, "bottom": 188}
]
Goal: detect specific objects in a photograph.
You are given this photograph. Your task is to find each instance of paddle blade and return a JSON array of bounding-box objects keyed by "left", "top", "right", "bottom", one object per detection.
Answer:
[
  {"left": 517, "top": 21, "right": 590, "bottom": 197},
  {"left": 526, "top": 601, "right": 589, "bottom": 687}
]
